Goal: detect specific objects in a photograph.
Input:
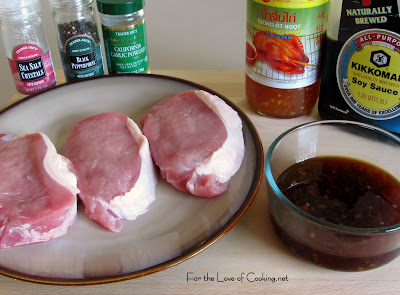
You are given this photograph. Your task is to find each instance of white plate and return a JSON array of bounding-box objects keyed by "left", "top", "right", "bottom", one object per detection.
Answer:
[{"left": 0, "top": 74, "right": 263, "bottom": 285}]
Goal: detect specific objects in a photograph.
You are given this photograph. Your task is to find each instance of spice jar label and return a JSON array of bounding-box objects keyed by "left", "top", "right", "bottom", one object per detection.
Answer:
[
  {"left": 102, "top": 20, "right": 149, "bottom": 74},
  {"left": 8, "top": 44, "right": 56, "bottom": 94},
  {"left": 61, "top": 36, "right": 105, "bottom": 81},
  {"left": 246, "top": 0, "right": 329, "bottom": 89}
]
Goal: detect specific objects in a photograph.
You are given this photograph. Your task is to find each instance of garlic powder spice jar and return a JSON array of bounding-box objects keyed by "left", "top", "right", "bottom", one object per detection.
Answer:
[{"left": 96, "top": 0, "right": 149, "bottom": 74}]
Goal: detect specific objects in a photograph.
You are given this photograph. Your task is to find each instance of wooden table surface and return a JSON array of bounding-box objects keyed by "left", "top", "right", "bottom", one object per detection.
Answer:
[{"left": 1, "top": 70, "right": 399, "bottom": 295}]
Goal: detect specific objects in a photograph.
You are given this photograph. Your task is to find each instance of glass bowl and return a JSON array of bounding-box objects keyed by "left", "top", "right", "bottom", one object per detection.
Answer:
[{"left": 265, "top": 120, "right": 400, "bottom": 271}]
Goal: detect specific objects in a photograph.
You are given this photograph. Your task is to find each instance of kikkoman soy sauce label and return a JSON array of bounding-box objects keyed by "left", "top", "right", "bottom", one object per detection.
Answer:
[
  {"left": 338, "top": 29, "right": 400, "bottom": 119},
  {"left": 318, "top": 0, "right": 400, "bottom": 134}
]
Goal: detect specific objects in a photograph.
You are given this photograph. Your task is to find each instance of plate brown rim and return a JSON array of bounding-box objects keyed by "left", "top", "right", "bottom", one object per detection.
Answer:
[{"left": 0, "top": 73, "right": 264, "bottom": 285}]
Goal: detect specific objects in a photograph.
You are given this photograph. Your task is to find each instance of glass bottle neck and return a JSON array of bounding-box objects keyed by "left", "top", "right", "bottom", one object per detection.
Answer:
[
  {"left": 0, "top": 3, "right": 40, "bottom": 20},
  {"left": 50, "top": 0, "right": 93, "bottom": 10}
]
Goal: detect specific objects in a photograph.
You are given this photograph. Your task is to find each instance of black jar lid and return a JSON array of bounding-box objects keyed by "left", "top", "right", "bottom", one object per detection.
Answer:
[{"left": 97, "top": 0, "right": 144, "bottom": 15}]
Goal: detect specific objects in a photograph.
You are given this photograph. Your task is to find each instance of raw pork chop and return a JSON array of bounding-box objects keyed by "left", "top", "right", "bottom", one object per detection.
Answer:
[
  {"left": 63, "top": 112, "right": 157, "bottom": 232},
  {"left": 141, "top": 90, "right": 245, "bottom": 197},
  {"left": 0, "top": 133, "right": 79, "bottom": 250}
]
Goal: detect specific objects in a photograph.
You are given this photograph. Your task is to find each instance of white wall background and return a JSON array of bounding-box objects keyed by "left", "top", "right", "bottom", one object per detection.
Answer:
[{"left": 0, "top": 0, "right": 246, "bottom": 108}]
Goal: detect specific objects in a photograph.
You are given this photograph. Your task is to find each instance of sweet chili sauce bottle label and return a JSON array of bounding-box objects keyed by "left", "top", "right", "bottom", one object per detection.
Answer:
[
  {"left": 8, "top": 44, "right": 56, "bottom": 95},
  {"left": 102, "top": 20, "right": 149, "bottom": 74},
  {"left": 246, "top": 0, "right": 329, "bottom": 89}
]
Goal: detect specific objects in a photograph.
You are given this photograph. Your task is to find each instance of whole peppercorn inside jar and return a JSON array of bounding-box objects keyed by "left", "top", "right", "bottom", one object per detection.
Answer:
[
  {"left": 50, "top": 0, "right": 105, "bottom": 81},
  {"left": 96, "top": 0, "right": 149, "bottom": 74},
  {"left": 0, "top": 0, "right": 57, "bottom": 97}
]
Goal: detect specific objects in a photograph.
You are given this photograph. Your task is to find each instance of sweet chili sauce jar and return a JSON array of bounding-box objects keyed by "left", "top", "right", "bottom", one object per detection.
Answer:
[
  {"left": 0, "top": 0, "right": 57, "bottom": 97},
  {"left": 245, "top": 0, "right": 329, "bottom": 118}
]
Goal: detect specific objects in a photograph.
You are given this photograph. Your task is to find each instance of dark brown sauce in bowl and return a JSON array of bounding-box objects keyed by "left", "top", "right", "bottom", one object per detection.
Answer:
[
  {"left": 265, "top": 119, "right": 400, "bottom": 271},
  {"left": 269, "top": 156, "right": 400, "bottom": 271},
  {"left": 278, "top": 157, "right": 400, "bottom": 228}
]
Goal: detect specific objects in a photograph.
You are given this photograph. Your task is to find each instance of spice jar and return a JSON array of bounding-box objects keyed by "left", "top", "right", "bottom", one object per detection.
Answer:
[
  {"left": 49, "top": 0, "right": 105, "bottom": 82},
  {"left": 96, "top": 0, "right": 149, "bottom": 74},
  {"left": 0, "top": 0, "right": 56, "bottom": 97},
  {"left": 245, "top": 0, "right": 329, "bottom": 118}
]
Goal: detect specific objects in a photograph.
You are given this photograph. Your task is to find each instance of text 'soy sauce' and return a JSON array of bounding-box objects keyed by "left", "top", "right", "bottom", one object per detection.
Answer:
[
  {"left": 246, "top": 0, "right": 329, "bottom": 118},
  {"left": 319, "top": 0, "right": 400, "bottom": 134}
]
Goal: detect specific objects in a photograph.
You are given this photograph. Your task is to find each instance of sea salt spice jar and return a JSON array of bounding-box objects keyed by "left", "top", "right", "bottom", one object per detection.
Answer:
[
  {"left": 0, "top": 0, "right": 57, "bottom": 97},
  {"left": 49, "top": 0, "right": 105, "bottom": 81},
  {"left": 96, "top": 0, "right": 149, "bottom": 74}
]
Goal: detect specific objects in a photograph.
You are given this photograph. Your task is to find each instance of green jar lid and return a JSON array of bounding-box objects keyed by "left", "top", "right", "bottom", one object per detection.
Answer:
[{"left": 96, "top": 0, "right": 144, "bottom": 15}]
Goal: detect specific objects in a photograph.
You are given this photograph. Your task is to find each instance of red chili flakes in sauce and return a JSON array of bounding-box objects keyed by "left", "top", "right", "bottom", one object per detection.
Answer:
[
  {"left": 245, "top": 75, "right": 320, "bottom": 118},
  {"left": 270, "top": 156, "right": 400, "bottom": 271},
  {"left": 278, "top": 156, "right": 400, "bottom": 227}
]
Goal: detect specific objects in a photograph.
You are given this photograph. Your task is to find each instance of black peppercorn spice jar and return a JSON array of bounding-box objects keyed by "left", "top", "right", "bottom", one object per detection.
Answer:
[{"left": 49, "top": 0, "right": 105, "bottom": 81}]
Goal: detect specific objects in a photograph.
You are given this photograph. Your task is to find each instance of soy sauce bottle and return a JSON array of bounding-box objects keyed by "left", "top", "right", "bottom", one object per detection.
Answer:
[{"left": 318, "top": 0, "right": 400, "bottom": 134}]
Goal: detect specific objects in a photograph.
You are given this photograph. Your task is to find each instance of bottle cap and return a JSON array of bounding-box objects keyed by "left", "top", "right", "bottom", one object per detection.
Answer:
[{"left": 96, "top": 0, "right": 144, "bottom": 15}]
